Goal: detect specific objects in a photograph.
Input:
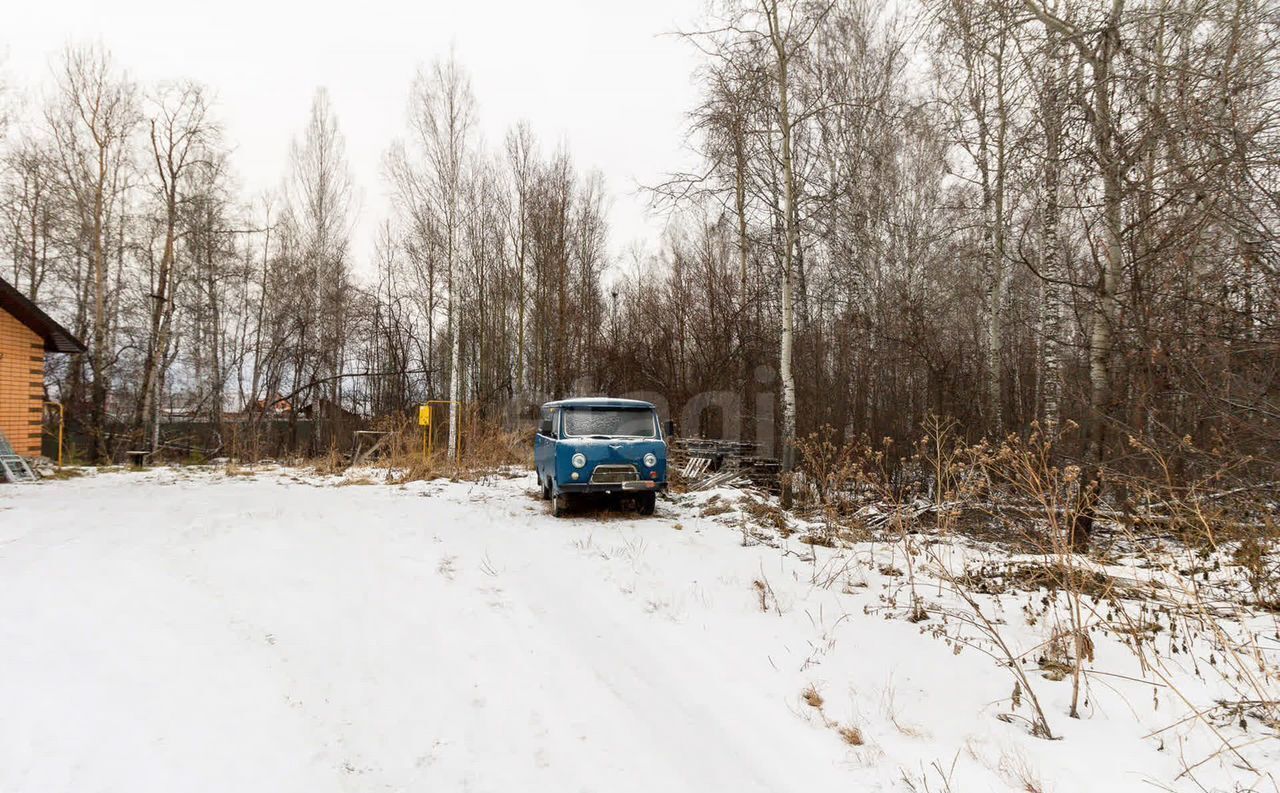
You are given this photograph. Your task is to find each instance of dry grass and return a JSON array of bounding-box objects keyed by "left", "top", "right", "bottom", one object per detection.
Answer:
[
  {"left": 326, "top": 416, "right": 531, "bottom": 484},
  {"left": 223, "top": 462, "right": 256, "bottom": 477},
  {"left": 335, "top": 476, "right": 375, "bottom": 487},
  {"left": 801, "top": 685, "right": 825, "bottom": 709},
  {"left": 752, "top": 579, "right": 773, "bottom": 612},
  {"left": 699, "top": 495, "right": 734, "bottom": 517},
  {"left": 809, "top": 418, "right": 1278, "bottom": 755},
  {"left": 742, "top": 497, "right": 792, "bottom": 536},
  {"left": 837, "top": 725, "right": 865, "bottom": 746},
  {"left": 955, "top": 561, "right": 1122, "bottom": 599},
  {"left": 796, "top": 680, "right": 866, "bottom": 747},
  {"left": 311, "top": 447, "right": 346, "bottom": 476},
  {"left": 666, "top": 462, "right": 695, "bottom": 494},
  {"left": 559, "top": 502, "right": 640, "bottom": 521},
  {"left": 40, "top": 467, "right": 86, "bottom": 480},
  {"left": 800, "top": 531, "right": 837, "bottom": 547},
  {"left": 1037, "top": 633, "right": 1076, "bottom": 682}
]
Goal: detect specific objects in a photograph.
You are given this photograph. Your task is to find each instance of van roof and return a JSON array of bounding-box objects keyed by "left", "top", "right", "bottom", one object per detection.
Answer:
[{"left": 541, "top": 397, "right": 656, "bottom": 410}]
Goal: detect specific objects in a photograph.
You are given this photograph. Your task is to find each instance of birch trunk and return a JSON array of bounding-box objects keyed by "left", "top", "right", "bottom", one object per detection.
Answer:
[
  {"left": 90, "top": 144, "right": 109, "bottom": 461},
  {"left": 1025, "top": 0, "right": 1126, "bottom": 467},
  {"left": 1039, "top": 32, "right": 1065, "bottom": 435},
  {"left": 447, "top": 217, "right": 460, "bottom": 461},
  {"left": 766, "top": 0, "right": 799, "bottom": 507},
  {"left": 1088, "top": 14, "right": 1124, "bottom": 468},
  {"left": 985, "top": 27, "right": 1011, "bottom": 437}
]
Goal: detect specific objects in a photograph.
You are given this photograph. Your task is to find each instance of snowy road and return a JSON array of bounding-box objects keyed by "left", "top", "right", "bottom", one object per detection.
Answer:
[
  {"left": 1, "top": 469, "right": 860, "bottom": 792},
  {"left": 0, "top": 468, "right": 1256, "bottom": 792}
]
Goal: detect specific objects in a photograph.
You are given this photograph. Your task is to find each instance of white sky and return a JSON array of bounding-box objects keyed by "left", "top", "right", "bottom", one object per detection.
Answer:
[{"left": 5, "top": 0, "right": 707, "bottom": 271}]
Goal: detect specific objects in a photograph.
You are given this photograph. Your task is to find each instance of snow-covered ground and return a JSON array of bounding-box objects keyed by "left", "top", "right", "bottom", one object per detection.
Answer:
[{"left": 0, "top": 467, "right": 1273, "bottom": 792}]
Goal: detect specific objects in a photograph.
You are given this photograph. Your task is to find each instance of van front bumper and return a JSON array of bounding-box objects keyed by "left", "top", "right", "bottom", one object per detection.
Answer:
[{"left": 558, "top": 481, "right": 667, "bottom": 495}]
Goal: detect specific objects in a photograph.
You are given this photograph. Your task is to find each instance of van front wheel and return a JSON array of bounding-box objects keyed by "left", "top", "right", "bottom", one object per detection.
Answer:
[
  {"left": 552, "top": 492, "right": 569, "bottom": 518},
  {"left": 636, "top": 492, "right": 656, "bottom": 516}
]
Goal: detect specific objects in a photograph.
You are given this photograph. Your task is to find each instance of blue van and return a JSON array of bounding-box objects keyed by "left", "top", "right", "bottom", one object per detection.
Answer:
[{"left": 534, "top": 398, "right": 668, "bottom": 517}]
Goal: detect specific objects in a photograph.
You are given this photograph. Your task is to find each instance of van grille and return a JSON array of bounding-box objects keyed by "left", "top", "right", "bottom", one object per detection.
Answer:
[{"left": 590, "top": 464, "right": 639, "bottom": 484}]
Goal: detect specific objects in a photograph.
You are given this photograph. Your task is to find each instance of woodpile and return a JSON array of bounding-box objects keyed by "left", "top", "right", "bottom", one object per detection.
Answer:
[{"left": 671, "top": 438, "right": 780, "bottom": 493}]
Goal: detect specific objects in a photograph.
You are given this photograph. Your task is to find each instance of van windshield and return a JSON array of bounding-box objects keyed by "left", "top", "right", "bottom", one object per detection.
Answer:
[{"left": 562, "top": 408, "right": 657, "bottom": 439}]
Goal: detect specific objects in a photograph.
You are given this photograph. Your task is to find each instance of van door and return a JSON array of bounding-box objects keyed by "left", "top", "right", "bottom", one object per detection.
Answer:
[{"left": 534, "top": 407, "right": 557, "bottom": 482}]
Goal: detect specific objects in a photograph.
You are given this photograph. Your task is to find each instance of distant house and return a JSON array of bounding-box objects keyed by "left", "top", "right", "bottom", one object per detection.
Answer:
[
  {"left": 298, "top": 398, "right": 362, "bottom": 423},
  {"left": 217, "top": 394, "right": 292, "bottom": 423},
  {"left": 257, "top": 394, "right": 293, "bottom": 415},
  {"left": 0, "top": 278, "right": 86, "bottom": 458}
]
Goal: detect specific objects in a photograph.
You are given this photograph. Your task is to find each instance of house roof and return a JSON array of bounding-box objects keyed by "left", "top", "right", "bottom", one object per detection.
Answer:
[
  {"left": 0, "top": 277, "right": 86, "bottom": 354},
  {"left": 542, "top": 397, "right": 656, "bottom": 409}
]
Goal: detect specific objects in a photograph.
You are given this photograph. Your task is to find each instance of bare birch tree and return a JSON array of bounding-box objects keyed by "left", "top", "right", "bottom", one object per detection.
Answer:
[
  {"left": 406, "top": 53, "right": 475, "bottom": 461},
  {"left": 286, "top": 87, "right": 354, "bottom": 449},
  {"left": 46, "top": 44, "right": 137, "bottom": 461},
  {"left": 137, "top": 81, "right": 215, "bottom": 449},
  {"left": 1023, "top": 0, "right": 1127, "bottom": 468}
]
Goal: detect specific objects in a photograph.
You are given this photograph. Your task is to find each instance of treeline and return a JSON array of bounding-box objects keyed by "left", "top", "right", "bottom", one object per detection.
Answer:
[
  {"left": 635, "top": 0, "right": 1279, "bottom": 485},
  {"left": 2, "top": 0, "right": 1278, "bottom": 482},
  {"left": 0, "top": 46, "right": 609, "bottom": 460}
]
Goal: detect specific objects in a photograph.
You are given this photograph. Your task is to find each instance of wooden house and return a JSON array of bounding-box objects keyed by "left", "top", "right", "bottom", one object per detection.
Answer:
[{"left": 0, "top": 277, "right": 85, "bottom": 460}]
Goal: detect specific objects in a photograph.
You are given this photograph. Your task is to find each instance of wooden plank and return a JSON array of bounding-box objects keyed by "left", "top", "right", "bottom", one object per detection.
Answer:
[{"left": 351, "top": 431, "right": 391, "bottom": 466}]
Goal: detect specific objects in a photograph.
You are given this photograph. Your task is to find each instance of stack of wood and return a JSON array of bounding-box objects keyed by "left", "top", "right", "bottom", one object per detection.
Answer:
[{"left": 670, "top": 438, "right": 780, "bottom": 493}]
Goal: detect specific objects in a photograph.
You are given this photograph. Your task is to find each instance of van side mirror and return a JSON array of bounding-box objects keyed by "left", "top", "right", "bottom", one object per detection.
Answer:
[
  {"left": 664, "top": 420, "right": 676, "bottom": 438},
  {"left": 539, "top": 418, "right": 553, "bottom": 436}
]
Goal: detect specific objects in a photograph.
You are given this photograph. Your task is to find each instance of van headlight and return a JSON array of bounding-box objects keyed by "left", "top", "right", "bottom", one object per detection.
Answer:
[
  {"left": 572, "top": 453, "right": 587, "bottom": 468},
  {"left": 643, "top": 453, "right": 657, "bottom": 467}
]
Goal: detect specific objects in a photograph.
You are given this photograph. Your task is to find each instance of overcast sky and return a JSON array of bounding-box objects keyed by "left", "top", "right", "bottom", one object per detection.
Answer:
[{"left": 6, "top": 0, "right": 707, "bottom": 272}]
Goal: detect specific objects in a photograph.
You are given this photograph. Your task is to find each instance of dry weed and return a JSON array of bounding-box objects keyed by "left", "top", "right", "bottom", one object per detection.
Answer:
[
  {"left": 335, "top": 477, "right": 375, "bottom": 487},
  {"left": 838, "top": 725, "right": 865, "bottom": 746},
  {"left": 801, "top": 685, "right": 825, "bottom": 709},
  {"left": 742, "top": 497, "right": 791, "bottom": 536}
]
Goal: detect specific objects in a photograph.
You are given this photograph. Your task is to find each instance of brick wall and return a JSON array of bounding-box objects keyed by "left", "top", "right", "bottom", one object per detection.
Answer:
[{"left": 0, "top": 309, "right": 44, "bottom": 458}]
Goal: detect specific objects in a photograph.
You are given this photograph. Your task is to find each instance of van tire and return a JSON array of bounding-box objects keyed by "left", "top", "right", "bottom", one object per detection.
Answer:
[
  {"left": 637, "top": 492, "right": 656, "bottom": 516},
  {"left": 552, "top": 493, "right": 569, "bottom": 518}
]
